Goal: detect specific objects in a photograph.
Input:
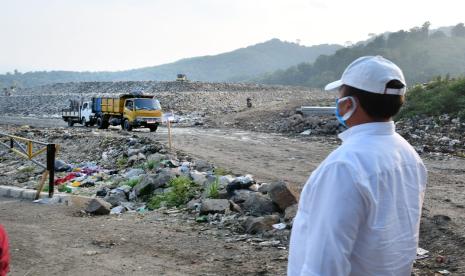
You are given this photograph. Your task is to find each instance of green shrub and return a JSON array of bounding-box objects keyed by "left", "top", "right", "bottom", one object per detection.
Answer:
[
  {"left": 123, "top": 178, "right": 140, "bottom": 188},
  {"left": 147, "top": 176, "right": 197, "bottom": 210},
  {"left": 206, "top": 177, "right": 220, "bottom": 199},
  {"left": 398, "top": 77, "right": 465, "bottom": 119},
  {"left": 145, "top": 160, "right": 159, "bottom": 170},
  {"left": 58, "top": 185, "right": 72, "bottom": 193}
]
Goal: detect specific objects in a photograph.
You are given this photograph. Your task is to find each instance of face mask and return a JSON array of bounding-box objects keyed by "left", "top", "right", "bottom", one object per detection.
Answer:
[{"left": 335, "top": 96, "right": 357, "bottom": 127}]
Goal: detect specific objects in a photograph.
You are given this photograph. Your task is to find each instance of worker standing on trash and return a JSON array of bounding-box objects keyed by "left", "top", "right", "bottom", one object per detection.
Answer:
[{"left": 288, "top": 56, "right": 427, "bottom": 276}]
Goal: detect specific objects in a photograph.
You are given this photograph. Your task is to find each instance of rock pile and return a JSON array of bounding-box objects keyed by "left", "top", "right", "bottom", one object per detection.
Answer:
[{"left": 0, "top": 126, "right": 300, "bottom": 241}]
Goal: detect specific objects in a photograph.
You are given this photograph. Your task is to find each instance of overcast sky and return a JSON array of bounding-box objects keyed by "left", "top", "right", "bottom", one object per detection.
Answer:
[{"left": 1, "top": 0, "right": 464, "bottom": 73}]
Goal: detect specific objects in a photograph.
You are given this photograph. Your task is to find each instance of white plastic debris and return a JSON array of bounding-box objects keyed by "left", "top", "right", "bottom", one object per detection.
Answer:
[
  {"left": 272, "top": 223, "right": 287, "bottom": 230},
  {"left": 110, "top": 206, "right": 125, "bottom": 215},
  {"left": 416, "top": 247, "right": 429, "bottom": 260}
]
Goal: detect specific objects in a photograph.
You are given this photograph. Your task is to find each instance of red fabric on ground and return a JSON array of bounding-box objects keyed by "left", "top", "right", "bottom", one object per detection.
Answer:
[
  {"left": 0, "top": 225, "right": 10, "bottom": 276},
  {"left": 54, "top": 172, "right": 79, "bottom": 185}
]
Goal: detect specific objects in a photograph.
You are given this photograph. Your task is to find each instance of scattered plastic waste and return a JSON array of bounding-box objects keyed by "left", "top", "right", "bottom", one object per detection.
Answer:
[
  {"left": 110, "top": 206, "right": 125, "bottom": 215},
  {"left": 416, "top": 247, "right": 429, "bottom": 260},
  {"left": 33, "top": 196, "right": 63, "bottom": 205},
  {"left": 196, "top": 215, "right": 208, "bottom": 223},
  {"left": 272, "top": 223, "right": 287, "bottom": 230},
  {"left": 136, "top": 206, "right": 147, "bottom": 214}
]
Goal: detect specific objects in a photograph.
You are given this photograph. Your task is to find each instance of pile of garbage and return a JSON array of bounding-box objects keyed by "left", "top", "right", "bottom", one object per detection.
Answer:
[
  {"left": 396, "top": 114, "right": 465, "bottom": 156},
  {"left": 25, "top": 134, "right": 299, "bottom": 239},
  {"left": 274, "top": 113, "right": 342, "bottom": 135}
]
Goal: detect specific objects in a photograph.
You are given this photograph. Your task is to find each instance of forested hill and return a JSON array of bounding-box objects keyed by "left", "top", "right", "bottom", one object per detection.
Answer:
[
  {"left": 0, "top": 39, "right": 341, "bottom": 88},
  {"left": 258, "top": 23, "right": 465, "bottom": 88}
]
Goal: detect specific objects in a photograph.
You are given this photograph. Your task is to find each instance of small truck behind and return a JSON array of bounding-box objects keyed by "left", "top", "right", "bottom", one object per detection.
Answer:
[
  {"left": 92, "top": 94, "right": 162, "bottom": 132},
  {"left": 62, "top": 100, "right": 96, "bottom": 127}
]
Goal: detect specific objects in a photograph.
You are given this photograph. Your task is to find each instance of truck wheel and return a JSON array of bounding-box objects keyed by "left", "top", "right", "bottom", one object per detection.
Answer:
[
  {"left": 123, "top": 119, "right": 132, "bottom": 131},
  {"left": 68, "top": 120, "right": 74, "bottom": 127},
  {"left": 149, "top": 125, "right": 158, "bottom": 132},
  {"left": 97, "top": 117, "right": 108, "bottom": 129}
]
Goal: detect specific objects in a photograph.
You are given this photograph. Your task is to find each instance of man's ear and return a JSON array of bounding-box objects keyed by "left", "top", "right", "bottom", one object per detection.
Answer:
[{"left": 341, "top": 97, "right": 355, "bottom": 113}]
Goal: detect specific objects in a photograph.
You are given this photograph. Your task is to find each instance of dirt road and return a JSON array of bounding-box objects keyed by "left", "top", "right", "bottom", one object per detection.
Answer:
[{"left": 0, "top": 198, "right": 287, "bottom": 276}]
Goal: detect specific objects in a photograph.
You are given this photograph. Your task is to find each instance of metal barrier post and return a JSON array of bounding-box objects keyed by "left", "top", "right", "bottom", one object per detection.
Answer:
[{"left": 47, "top": 144, "right": 56, "bottom": 198}]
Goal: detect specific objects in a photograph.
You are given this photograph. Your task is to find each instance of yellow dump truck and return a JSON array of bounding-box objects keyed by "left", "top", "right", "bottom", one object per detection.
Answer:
[{"left": 92, "top": 94, "right": 162, "bottom": 132}]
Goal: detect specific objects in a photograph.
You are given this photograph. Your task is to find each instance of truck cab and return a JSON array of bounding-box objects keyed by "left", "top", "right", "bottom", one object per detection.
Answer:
[{"left": 122, "top": 98, "right": 162, "bottom": 131}]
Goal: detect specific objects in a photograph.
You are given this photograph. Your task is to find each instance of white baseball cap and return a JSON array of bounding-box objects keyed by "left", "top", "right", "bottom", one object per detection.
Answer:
[{"left": 324, "top": 56, "right": 406, "bottom": 95}]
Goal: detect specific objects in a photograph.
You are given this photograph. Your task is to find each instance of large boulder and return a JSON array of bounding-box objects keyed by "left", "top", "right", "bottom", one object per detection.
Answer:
[
  {"left": 147, "top": 153, "right": 166, "bottom": 163},
  {"left": 85, "top": 198, "right": 112, "bottom": 215},
  {"left": 218, "top": 175, "right": 234, "bottom": 187},
  {"left": 268, "top": 181, "right": 297, "bottom": 211},
  {"left": 199, "top": 199, "right": 230, "bottom": 214},
  {"left": 54, "top": 159, "right": 71, "bottom": 172},
  {"left": 124, "top": 168, "right": 145, "bottom": 179},
  {"left": 243, "top": 215, "right": 280, "bottom": 234},
  {"left": 133, "top": 169, "right": 176, "bottom": 197},
  {"left": 284, "top": 204, "right": 298, "bottom": 222},
  {"left": 127, "top": 148, "right": 141, "bottom": 157},
  {"left": 190, "top": 170, "right": 207, "bottom": 186},
  {"left": 242, "top": 192, "right": 277, "bottom": 216},
  {"left": 194, "top": 160, "right": 213, "bottom": 172},
  {"left": 230, "top": 189, "right": 254, "bottom": 203},
  {"left": 153, "top": 169, "right": 177, "bottom": 187},
  {"left": 104, "top": 188, "right": 128, "bottom": 206}
]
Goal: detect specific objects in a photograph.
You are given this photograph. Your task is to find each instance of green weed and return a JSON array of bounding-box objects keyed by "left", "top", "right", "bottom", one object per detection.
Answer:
[
  {"left": 206, "top": 177, "right": 220, "bottom": 199},
  {"left": 122, "top": 178, "right": 140, "bottom": 188},
  {"left": 147, "top": 176, "right": 197, "bottom": 210}
]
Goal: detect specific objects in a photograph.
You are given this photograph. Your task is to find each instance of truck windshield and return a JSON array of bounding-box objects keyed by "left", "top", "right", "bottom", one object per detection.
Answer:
[{"left": 134, "top": 99, "right": 161, "bottom": 110}]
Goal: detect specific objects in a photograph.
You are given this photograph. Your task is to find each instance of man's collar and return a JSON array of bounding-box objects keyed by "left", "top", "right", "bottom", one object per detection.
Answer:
[{"left": 338, "top": 121, "right": 395, "bottom": 142}]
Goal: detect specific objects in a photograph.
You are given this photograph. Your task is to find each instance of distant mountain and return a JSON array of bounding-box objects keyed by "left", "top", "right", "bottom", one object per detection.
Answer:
[
  {"left": 258, "top": 23, "right": 465, "bottom": 88},
  {"left": 0, "top": 39, "right": 342, "bottom": 88}
]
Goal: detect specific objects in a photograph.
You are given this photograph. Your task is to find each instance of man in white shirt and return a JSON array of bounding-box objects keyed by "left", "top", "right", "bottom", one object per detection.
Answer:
[{"left": 288, "top": 56, "right": 427, "bottom": 276}]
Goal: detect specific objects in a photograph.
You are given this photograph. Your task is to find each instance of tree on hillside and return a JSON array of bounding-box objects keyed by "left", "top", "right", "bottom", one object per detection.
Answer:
[
  {"left": 430, "top": 30, "right": 447, "bottom": 39},
  {"left": 258, "top": 22, "right": 465, "bottom": 88},
  {"left": 452, "top": 23, "right": 465, "bottom": 37}
]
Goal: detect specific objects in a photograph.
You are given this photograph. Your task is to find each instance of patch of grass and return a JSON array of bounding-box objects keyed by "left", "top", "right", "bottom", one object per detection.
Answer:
[
  {"left": 147, "top": 176, "right": 197, "bottom": 210},
  {"left": 206, "top": 177, "right": 220, "bottom": 199},
  {"left": 137, "top": 160, "right": 160, "bottom": 171},
  {"left": 213, "top": 167, "right": 232, "bottom": 176},
  {"left": 123, "top": 178, "right": 140, "bottom": 188},
  {"left": 58, "top": 185, "right": 72, "bottom": 193}
]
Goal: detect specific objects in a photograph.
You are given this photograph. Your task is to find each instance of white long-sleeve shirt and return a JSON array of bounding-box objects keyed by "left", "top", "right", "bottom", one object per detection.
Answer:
[{"left": 288, "top": 122, "right": 427, "bottom": 276}]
